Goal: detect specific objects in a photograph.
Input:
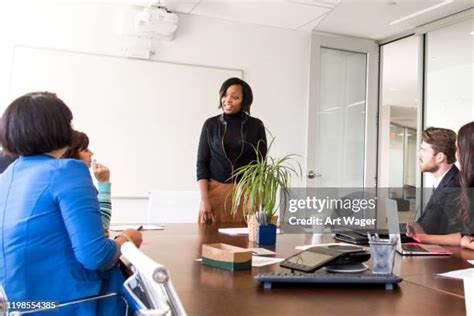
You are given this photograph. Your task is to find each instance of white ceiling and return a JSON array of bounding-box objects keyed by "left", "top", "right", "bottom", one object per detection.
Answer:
[{"left": 156, "top": 0, "right": 473, "bottom": 40}]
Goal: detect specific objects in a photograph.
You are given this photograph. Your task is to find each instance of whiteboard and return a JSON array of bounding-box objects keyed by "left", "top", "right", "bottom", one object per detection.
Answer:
[{"left": 9, "top": 46, "right": 242, "bottom": 196}]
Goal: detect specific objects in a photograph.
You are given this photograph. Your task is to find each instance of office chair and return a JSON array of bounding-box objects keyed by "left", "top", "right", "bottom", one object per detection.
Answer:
[
  {"left": 121, "top": 241, "right": 186, "bottom": 316},
  {"left": 1, "top": 241, "right": 186, "bottom": 316}
]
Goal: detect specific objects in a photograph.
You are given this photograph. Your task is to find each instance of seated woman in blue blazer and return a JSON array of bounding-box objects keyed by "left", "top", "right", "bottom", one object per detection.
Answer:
[{"left": 0, "top": 92, "right": 142, "bottom": 315}]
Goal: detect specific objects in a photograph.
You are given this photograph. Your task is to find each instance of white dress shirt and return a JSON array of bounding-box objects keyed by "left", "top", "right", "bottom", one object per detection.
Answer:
[{"left": 433, "top": 165, "right": 453, "bottom": 190}]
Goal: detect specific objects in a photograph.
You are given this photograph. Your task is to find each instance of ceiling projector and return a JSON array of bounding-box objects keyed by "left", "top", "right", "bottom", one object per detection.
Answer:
[{"left": 136, "top": 6, "right": 179, "bottom": 41}]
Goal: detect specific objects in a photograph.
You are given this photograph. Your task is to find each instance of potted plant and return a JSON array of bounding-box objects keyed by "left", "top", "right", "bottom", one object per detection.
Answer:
[{"left": 230, "top": 138, "right": 301, "bottom": 245}]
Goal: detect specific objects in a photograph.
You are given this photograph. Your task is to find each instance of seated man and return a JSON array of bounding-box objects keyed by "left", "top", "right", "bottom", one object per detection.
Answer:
[{"left": 416, "top": 127, "right": 461, "bottom": 234}]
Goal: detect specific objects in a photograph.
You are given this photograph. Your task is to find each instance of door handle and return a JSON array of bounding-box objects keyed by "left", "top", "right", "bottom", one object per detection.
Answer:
[{"left": 307, "top": 171, "right": 322, "bottom": 179}]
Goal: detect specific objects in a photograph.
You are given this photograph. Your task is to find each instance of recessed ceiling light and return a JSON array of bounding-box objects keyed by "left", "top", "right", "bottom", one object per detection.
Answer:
[
  {"left": 389, "top": 88, "right": 398, "bottom": 91},
  {"left": 470, "top": 31, "right": 474, "bottom": 36},
  {"left": 390, "top": 0, "right": 453, "bottom": 26}
]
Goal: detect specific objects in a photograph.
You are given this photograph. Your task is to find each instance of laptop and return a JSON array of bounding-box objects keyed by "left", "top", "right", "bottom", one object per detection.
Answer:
[
  {"left": 334, "top": 227, "right": 416, "bottom": 245},
  {"left": 386, "top": 199, "right": 451, "bottom": 256}
]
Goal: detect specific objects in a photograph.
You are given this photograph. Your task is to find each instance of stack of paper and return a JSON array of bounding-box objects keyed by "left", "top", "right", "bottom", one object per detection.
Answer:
[
  {"left": 252, "top": 248, "right": 276, "bottom": 256},
  {"left": 218, "top": 227, "right": 281, "bottom": 236},
  {"left": 218, "top": 228, "right": 249, "bottom": 235},
  {"left": 251, "top": 256, "right": 284, "bottom": 267},
  {"left": 437, "top": 268, "right": 474, "bottom": 279}
]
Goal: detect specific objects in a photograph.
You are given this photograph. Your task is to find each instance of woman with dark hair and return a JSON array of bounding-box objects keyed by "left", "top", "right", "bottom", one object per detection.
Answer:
[
  {"left": 197, "top": 78, "right": 267, "bottom": 224},
  {"left": 409, "top": 121, "right": 474, "bottom": 250},
  {"left": 0, "top": 92, "right": 142, "bottom": 315},
  {"left": 458, "top": 122, "right": 474, "bottom": 247},
  {"left": 63, "top": 131, "right": 113, "bottom": 231}
]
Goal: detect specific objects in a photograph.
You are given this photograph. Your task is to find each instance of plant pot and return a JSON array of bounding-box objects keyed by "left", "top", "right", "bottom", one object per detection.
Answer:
[{"left": 256, "top": 224, "right": 277, "bottom": 245}]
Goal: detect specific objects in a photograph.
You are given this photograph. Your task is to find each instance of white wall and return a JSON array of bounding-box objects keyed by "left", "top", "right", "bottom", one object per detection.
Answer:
[{"left": 0, "top": 1, "right": 311, "bottom": 223}]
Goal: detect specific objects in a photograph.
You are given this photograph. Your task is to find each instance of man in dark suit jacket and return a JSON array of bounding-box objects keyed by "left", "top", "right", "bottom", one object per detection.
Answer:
[
  {"left": 416, "top": 128, "right": 461, "bottom": 234},
  {"left": 0, "top": 150, "right": 18, "bottom": 173}
]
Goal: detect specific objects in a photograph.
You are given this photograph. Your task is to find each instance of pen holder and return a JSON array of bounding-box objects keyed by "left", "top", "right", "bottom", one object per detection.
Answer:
[{"left": 369, "top": 239, "right": 397, "bottom": 274}]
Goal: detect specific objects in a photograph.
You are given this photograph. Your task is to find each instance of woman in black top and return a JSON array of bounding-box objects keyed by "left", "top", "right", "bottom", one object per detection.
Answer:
[{"left": 197, "top": 78, "right": 267, "bottom": 224}]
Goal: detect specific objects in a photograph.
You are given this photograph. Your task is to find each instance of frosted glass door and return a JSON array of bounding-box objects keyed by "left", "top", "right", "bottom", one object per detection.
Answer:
[{"left": 314, "top": 48, "right": 367, "bottom": 187}]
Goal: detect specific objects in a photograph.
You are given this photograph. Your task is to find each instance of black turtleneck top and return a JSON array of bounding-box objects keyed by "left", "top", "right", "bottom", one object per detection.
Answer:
[
  {"left": 223, "top": 112, "right": 244, "bottom": 163},
  {"left": 197, "top": 112, "right": 267, "bottom": 183}
]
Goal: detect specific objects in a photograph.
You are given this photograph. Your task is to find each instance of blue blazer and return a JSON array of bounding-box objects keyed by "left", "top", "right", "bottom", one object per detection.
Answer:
[{"left": 0, "top": 155, "right": 125, "bottom": 315}]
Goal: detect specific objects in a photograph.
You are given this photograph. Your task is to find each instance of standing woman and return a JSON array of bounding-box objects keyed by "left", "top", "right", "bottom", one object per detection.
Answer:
[
  {"left": 197, "top": 78, "right": 267, "bottom": 224},
  {"left": 0, "top": 92, "right": 142, "bottom": 315}
]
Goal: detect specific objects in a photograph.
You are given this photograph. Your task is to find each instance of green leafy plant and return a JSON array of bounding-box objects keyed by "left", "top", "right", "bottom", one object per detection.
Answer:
[{"left": 230, "top": 138, "right": 301, "bottom": 225}]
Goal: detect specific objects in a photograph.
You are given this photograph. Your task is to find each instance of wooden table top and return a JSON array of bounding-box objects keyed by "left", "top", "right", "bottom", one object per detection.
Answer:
[{"left": 137, "top": 224, "right": 470, "bottom": 316}]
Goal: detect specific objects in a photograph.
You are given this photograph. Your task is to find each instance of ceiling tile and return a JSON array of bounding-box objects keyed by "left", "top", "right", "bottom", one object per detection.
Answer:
[
  {"left": 123, "top": 0, "right": 473, "bottom": 39},
  {"left": 288, "top": 0, "right": 340, "bottom": 9},
  {"left": 317, "top": 0, "right": 474, "bottom": 40},
  {"left": 297, "top": 11, "right": 329, "bottom": 30},
  {"left": 192, "top": 0, "right": 332, "bottom": 30}
]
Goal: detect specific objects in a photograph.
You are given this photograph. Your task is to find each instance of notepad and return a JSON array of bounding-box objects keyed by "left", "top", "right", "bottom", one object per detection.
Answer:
[
  {"left": 252, "top": 248, "right": 276, "bottom": 256},
  {"left": 110, "top": 224, "right": 165, "bottom": 231},
  {"left": 218, "top": 227, "right": 281, "bottom": 236},
  {"left": 218, "top": 228, "right": 249, "bottom": 235},
  {"left": 252, "top": 256, "right": 284, "bottom": 267},
  {"left": 437, "top": 268, "right": 474, "bottom": 279}
]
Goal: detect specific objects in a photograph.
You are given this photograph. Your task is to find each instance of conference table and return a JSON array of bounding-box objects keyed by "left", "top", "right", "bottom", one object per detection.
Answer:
[{"left": 138, "top": 224, "right": 473, "bottom": 316}]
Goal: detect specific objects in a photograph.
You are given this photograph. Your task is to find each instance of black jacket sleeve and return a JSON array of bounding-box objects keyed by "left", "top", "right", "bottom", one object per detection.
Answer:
[
  {"left": 196, "top": 121, "right": 211, "bottom": 181},
  {"left": 444, "top": 187, "right": 464, "bottom": 234}
]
